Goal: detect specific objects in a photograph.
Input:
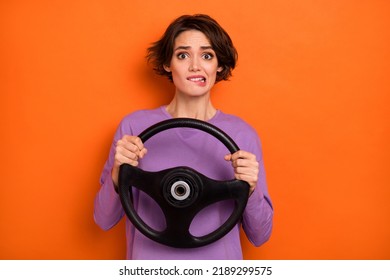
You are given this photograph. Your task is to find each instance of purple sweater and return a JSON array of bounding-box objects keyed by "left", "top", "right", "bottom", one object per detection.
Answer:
[{"left": 94, "top": 106, "right": 273, "bottom": 259}]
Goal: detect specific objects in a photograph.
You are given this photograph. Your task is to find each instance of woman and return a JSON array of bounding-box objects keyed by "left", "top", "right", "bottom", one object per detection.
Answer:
[{"left": 94, "top": 14, "right": 273, "bottom": 259}]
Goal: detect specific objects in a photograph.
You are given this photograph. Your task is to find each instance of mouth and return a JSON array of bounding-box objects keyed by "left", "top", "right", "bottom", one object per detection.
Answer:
[{"left": 187, "top": 76, "right": 206, "bottom": 84}]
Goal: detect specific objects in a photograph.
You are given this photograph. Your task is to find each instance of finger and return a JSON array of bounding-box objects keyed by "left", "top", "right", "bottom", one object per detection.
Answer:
[
  {"left": 234, "top": 166, "right": 259, "bottom": 177},
  {"left": 139, "top": 147, "right": 148, "bottom": 159},
  {"left": 116, "top": 145, "right": 139, "bottom": 161},
  {"left": 114, "top": 152, "right": 139, "bottom": 167},
  {"left": 234, "top": 173, "right": 257, "bottom": 188},
  {"left": 232, "top": 158, "right": 259, "bottom": 170},
  {"left": 230, "top": 150, "right": 256, "bottom": 161},
  {"left": 124, "top": 136, "right": 145, "bottom": 152},
  {"left": 119, "top": 142, "right": 146, "bottom": 162},
  {"left": 125, "top": 136, "right": 148, "bottom": 159},
  {"left": 125, "top": 141, "right": 142, "bottom": 155}
]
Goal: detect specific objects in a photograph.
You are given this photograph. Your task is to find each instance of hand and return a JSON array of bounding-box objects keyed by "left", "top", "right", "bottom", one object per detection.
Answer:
[
  {"left": 224, "top": 150, "right": 259, "bottom": 196},
  {"left": 111, "top": 135, "right": 147, "bottom": 188}
]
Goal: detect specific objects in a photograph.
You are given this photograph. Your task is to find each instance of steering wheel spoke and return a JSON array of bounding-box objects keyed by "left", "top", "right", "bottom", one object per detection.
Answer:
[
  {"left": 200, "top": 176, "right": 249, "bottom": 206},
  {"left": 119, "top": 164, "right": 162, "bottom": 198}
]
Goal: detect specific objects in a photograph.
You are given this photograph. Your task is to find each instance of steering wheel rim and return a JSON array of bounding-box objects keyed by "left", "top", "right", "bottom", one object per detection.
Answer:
[
  {"left": 118, "top": 118, "right": 250, "bottom": 248},
  {"left": 138, "top": 118, "right": 239, "bottom": 153}
]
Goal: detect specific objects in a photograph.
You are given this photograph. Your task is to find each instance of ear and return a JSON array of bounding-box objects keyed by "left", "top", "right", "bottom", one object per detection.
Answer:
[
  {"left": 163, "top": 64, "right": 171, "bottom": 72},
  {"left": 217, "top": 66, "right": 223, "bottom": 73}
]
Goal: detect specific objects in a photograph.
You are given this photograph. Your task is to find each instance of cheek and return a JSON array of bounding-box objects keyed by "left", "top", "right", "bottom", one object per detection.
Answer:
[
  {"left": 170, "top": 71, "right": 186, "bottom": 88},
  {"left": 170, "top": 70, "right": 183, "bottom": 81},
  {"left": 206, "top": 66, "right": 220, "bottom": 82},
  {"left": 206, "top": 62, "right": 220, "bottom": 75}
]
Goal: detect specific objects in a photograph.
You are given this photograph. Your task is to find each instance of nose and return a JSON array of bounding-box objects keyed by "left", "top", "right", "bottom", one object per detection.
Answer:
[{"left": 189, "top": 57, "right": 200, "bottom": 72}]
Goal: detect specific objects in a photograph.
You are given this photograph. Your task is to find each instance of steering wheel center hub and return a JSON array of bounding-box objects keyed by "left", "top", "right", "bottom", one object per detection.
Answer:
[
  {"left": 171, "top": 181, "right": 190, "bottom": 200},
  {"left": 162, "top": 168, "right": 202, "bottom": 208}
]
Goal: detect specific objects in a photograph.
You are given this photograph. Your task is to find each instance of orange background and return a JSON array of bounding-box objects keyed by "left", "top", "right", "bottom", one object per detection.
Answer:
[{"left": 1, "top": 0, "right": 389, "bottom": 259}]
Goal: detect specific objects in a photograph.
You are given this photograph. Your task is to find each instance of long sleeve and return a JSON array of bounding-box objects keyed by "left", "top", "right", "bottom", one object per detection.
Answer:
[
  {"left": 242, "top": 156, "right": 273, "bottom": 246},
  {"left": 93, "top": 123, "right": 127, "bottom": 230},
  {"left": 239, "top": 130, "right": 273, "bottom": 246}
]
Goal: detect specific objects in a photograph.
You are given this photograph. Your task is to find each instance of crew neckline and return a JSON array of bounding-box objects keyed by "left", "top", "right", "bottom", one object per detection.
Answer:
[{"left": 160, "top": 105, "right": 221, "bottom": 124}]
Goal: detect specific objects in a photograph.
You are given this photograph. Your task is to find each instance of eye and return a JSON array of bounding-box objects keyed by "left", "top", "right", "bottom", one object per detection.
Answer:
[
  {"left": 202, "top": 52, "right": 214, "bottom": 60},
  {"left": 177, "top": 52, "right": 189, "bottom": 60}
]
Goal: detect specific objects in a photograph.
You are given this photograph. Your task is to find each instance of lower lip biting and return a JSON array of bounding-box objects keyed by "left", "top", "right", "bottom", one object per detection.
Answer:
[{"left": 188, "top": 79, "right": 206, "bottom": 86}]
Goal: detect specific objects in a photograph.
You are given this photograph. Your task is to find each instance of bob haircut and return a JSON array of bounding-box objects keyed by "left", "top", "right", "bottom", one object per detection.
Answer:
[{"left": 146, "top": 14, "right": 238, "bottom": 82}]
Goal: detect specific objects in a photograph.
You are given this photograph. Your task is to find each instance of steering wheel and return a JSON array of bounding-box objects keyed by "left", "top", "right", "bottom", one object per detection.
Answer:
[{"left": 118, "top": 118, "right": 249, "bottom": 248}]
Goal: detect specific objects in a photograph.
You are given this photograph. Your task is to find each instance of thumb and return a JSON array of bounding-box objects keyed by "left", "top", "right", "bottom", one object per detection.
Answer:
[{"left": 224, "top": 154, "right": 232, "bottom": 161}]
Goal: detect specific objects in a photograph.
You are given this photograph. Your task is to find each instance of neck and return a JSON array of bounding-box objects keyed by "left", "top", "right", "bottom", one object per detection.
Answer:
[{"left": 166, "top": 94, "right": 217, "bottom": 121}]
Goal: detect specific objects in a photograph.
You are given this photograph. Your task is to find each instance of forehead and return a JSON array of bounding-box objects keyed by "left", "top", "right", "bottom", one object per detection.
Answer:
[{"left": 174, "top": 30, "right": 212, "bottom": 47}]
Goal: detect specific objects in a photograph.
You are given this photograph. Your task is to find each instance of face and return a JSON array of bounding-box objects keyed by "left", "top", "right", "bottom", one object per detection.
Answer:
[{"left": 163, "top": 30, "right": 223, "bottom": 98}]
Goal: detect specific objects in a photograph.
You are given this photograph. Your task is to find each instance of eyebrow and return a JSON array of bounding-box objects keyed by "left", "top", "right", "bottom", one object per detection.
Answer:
[{"left": 174, "top": 45, "right": 213, "bottom": 51}]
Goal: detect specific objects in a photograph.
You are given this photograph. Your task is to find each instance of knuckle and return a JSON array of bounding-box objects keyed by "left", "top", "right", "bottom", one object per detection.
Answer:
[
  {"left": 116, "top": 139, "right": 123, "bottom": 147},
  {"left": 135, "top": 136, "right": 143, "bottom": 145},
  {"left": 128, "top": 144, "right": 137, "bottom": 152},
  {"left": 128, "top": 152, "right": 137, "bottom": 160},
  {"left": 114, "top": 148, "right": 122, "bottom": 158},
  {"left": 134, "top": 137, "right": 144, "bottom": 148}
]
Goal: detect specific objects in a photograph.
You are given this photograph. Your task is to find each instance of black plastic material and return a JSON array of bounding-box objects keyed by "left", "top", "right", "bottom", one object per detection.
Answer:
[{"left": 118, "top": 118, "right": 249, "bottom": 248}]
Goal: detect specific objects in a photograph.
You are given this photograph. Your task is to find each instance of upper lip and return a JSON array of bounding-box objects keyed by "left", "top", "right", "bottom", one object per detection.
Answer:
[{"left": 187, "top": 75, "right": 206, "bottom": 82}]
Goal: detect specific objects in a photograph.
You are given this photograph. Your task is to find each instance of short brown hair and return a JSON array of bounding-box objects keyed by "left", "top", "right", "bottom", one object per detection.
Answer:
[{"left": 146, "top": 14, "right": 238, "bottom": 82}]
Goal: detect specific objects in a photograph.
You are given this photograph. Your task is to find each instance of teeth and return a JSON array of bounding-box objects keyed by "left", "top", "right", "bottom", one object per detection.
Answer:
[{"left": 189, "top": 77, "right": 205, "bottom": 82}]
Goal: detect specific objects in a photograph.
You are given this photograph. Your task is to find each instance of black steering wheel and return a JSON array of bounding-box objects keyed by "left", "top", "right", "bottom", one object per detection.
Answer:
[{"left": 118, "top": 118, "right": 249, "bottom": 248}]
